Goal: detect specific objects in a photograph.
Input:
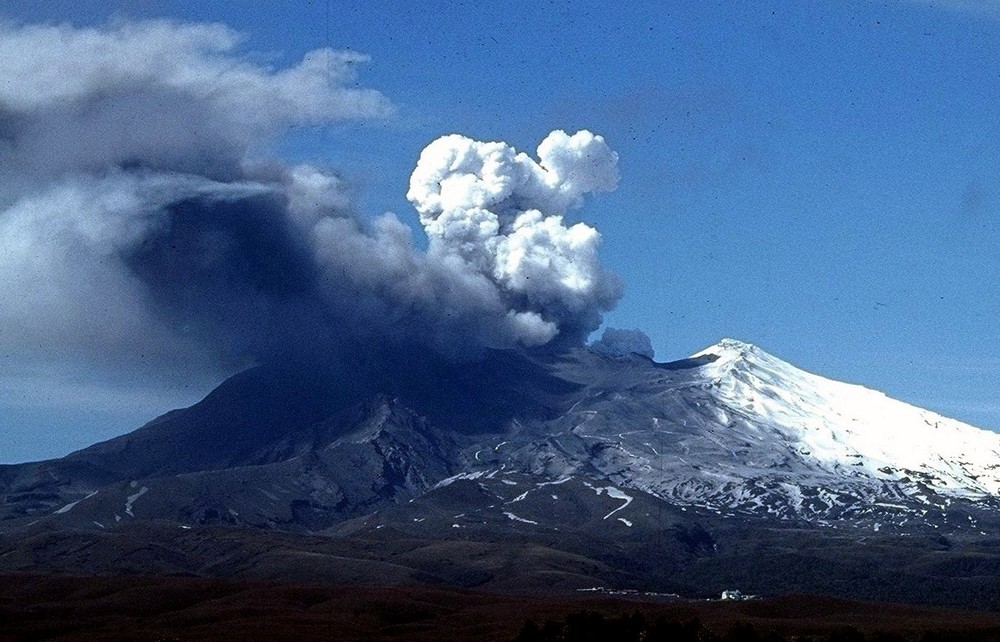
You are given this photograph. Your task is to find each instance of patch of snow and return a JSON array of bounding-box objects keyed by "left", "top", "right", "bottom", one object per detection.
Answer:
[
  {"left": 124, "top": 486, "right": 148, "bottom": 517},
  {"left": 508, "top": 490, "right": 530, "bottom": 503},
  {"left": 618, "top": 517, "right": 633, "bottom": 527},
  {"left": 436, "top": 470, "right": 489, "bottom": 488},
  {"left": 503, "top": 511, "right": 538, "bottom": 525},
  {"left": 602, "top": 487, "right": 634, "bottom": 520},
  {"left": 54, "top": 490, "right": 99, "bottom": 515},
  {"left": 584, "top": 483, "right": 634, "bottom": 520}
]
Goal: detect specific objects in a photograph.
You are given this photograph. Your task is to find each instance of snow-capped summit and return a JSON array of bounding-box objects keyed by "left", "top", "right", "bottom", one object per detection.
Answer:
[
  {"left": 689, "top": 339, "right": 1000, "bottom": 499},
  {"left": 691, "top": 337, "right": 761, "bottom": 360}
]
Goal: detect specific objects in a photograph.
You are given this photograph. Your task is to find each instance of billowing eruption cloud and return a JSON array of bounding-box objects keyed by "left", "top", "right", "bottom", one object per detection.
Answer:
[
  {"left": 0, "top": 20, "right": 623, "bottom": 388},
  {"left": 407, "top": 131, "right": 622, "bottom": 346}
]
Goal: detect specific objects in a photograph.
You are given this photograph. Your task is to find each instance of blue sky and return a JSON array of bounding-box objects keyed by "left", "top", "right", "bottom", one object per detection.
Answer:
[{"left": 3, "top": 0, "right": 1000, "bottom": 462}]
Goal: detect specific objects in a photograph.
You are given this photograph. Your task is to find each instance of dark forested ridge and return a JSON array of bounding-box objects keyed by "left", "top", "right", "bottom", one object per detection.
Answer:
[{"left": 3, "top": 574, "right": 1000, "bottom": 642}]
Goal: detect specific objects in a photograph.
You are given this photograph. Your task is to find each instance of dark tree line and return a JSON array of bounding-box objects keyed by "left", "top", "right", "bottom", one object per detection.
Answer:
[{"left": 512, "top": 610, "right": 974, "bottom": 642}]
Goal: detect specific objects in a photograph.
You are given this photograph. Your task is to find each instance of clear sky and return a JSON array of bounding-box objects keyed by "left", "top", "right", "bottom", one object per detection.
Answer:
[{"left": 3, "top": 0, "right": 1000, "bottom": 463}]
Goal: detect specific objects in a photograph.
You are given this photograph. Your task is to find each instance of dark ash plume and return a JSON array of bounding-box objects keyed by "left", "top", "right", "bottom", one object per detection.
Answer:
[{"left": 0, "top": 20, "right": 624, "bottom": 391}]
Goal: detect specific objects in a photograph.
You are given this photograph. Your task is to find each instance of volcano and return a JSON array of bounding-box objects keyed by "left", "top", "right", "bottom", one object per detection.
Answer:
[{"left": 4, "top": 340, "right": 1000, "bottom": 607}]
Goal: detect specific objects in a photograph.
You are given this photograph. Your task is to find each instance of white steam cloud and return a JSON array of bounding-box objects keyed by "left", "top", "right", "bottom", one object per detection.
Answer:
[{"left": 407, "top": 131, "right": 621, "bottom": 345}]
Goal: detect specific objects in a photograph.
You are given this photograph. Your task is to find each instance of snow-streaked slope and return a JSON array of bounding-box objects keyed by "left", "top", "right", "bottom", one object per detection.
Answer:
[{"left": 477, "top": 339, "right": 1000, "bottom": 527}]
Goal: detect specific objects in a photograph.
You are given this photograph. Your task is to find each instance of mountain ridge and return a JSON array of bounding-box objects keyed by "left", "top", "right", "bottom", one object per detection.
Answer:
[{"left": 6, "top": 338, "right": 1000, "bottom": 527}]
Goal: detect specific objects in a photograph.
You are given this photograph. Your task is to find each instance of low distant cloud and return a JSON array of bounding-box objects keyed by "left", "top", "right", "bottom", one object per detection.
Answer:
[{"left": 590, "top": 327, "right": 655, "bottom": 359}]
